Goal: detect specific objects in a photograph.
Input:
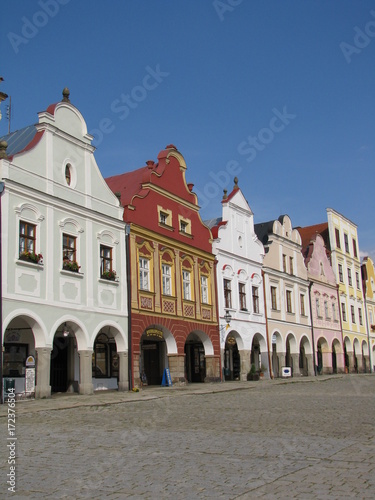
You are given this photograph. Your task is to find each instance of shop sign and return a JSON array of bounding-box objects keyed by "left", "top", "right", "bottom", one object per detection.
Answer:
[
  {"left": 26, "top": 355, "right": 35, "bottom": 367},
  {"left": 161, "top": 368, "right": 172, "bottom": 387},
  {"left": 25, "top": 368, "right": 35, "bottom": 393},
  {"left": 146, "top": 328, "right": 163, "bottom": 339}
]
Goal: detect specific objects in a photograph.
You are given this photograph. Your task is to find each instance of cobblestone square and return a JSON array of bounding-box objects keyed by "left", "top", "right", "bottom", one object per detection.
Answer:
[{"left": 1, "top": 375, "right": 374, "bottom": 499}]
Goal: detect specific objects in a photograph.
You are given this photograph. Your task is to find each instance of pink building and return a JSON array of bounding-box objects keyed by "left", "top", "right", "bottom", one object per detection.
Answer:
[{"left": 298, "top": 227, "right": 345, "bottom": 374}]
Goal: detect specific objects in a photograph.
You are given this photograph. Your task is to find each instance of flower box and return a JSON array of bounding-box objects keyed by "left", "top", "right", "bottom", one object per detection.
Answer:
[
  {"left": 101, "top": 270, "right": 117, "bottom": 281},
  {"left": 63, "top": 260, "right": 81, "bottom": 273},
  {"left": 19, "top": 251, "right": 43, "bottom": 264}
]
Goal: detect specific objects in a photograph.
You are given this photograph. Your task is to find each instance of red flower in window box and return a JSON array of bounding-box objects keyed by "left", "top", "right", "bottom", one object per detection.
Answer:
[
  {"left": 101, "top": 270, "right": 117, "bottom": 281},
  {"left": 63, "top": 259, "right": 81, "bottom": 273},
  {"left": 19, "top": 251, "right": 43, "bottom": 264}
]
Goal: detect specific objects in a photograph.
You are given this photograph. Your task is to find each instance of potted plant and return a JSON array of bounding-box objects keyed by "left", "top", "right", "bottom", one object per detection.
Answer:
[
  {"left": 63, "top": 259, "right": 81, "bottom": 273},
  {"left": 247, "top": 363, "right": 259, "bottom": 381},
  {"left": 101, "top": 269, "right": 117, "bottom": 281},
  {"left": 19, "top": 251, "right": 43, "bottom": 264},
  {"left": 259, "top": 364, "right": 267, "bottom": 378}
]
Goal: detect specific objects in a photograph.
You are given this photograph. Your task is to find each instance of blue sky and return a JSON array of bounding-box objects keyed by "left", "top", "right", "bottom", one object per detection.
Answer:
[{"left": 1, "top": 0, "right": 374, "bottom": 258}]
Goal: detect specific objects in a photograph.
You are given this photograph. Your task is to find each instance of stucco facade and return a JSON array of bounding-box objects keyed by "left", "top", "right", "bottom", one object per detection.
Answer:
[
  {"left": 255, "top": 215, "right": 313, "bottom": 377},
  {"left": 361, "top": 256, "right": 375, "bottom": 372},
  {"left": 326, "top": 209, "right": 368, "bottom": 373},
  {"left": 298, "top": 231, "right": 345, "bottom": 374},
  {"left": 1, "top": 90, "right": 128, "bottom": 399},
  {"left": 207, "top": 180, "right": 267, "bottom": 381},
  {"left": 106, "top": 145, "right": 220, "bottom": 388}
]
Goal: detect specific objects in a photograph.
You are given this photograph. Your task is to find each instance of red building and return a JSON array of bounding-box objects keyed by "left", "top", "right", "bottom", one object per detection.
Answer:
[{"left": 106, "top": 145, "right": 220, "bottom": 387}]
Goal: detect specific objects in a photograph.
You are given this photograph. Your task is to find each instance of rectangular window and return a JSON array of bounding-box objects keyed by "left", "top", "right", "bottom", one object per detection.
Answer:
[
  {"left": 201, "top": 275, "right": 208, "bottom": 304},
  {"left": 324, "top": 300, "right": 329, "bottom": 319},
  {"left": 332, "top": 302, "right": 337, "bottom": 321},
  {"left": 335, "top": 228, "right": 341, "bottom": 249},
  {"left": 286, "top": 290, "right": 292, "bottom": 313},
  {"left": 271, "top": 286, "right": 277, "bottom": 310},
  {"left": 239, "top": 283, "right": 247, "bottom": 310},
  {"left": 162, "top": 264, "right": 172, "bottom": 295},
  {"left": 347, "top": 268, "right": 352, "bottom": 287},
  {"left": 358, "top": 308, "right": 363, "bottom": 326},
  {"left": 342, "top": 303, "right": 347, "bottom": 322},
  {"left": 282, "top": 254, "right": 287, "bottom": 273},
  {"left": 182, "top": 270, "right": 191, "bottom": 300},
  {"left": 344, "top": 233, "right": 349, "bottom": 253},
  {"left": 356, "top": 272, "right": 360, "bottom": 290},
  {"left": 351, "top": 305, "right": 355, "bottom": 323},
  {"left": 63, "top": 234, "right": 76, "bottom": 262},
  {"left": 100, "top": 245, "right": 112, "bottom": 276},
  {"left": 338, "top": 264, "right": 344, "bottom": 283},
  {"left": 300, "top": 294, "right": 305, "bottom": 316},
  {"left": 252, "top": 286, "right": 259, "bottom": 313},
  {"left": 289, "top": 257, "right": 294, "bottom": 275},
  {"left": 316, "top": 298, "right": 321, "bottom": 317},
  {"left": 224, "top": 279, "right": 232, "bottom": 309},
  {"left": 352, "top": 239, "right": 358, "bottom": 258},
  {"left": 160, "top": 212, "right": 168, "bottom": 225},
  {"left": 19, "top": 221, "right": 36, "bottom": 255},
  {"left": 369, "top": 310, "right": 373, "bottom": 325},
  {"left": 139, "top": 258, "right": 150, "bottom": 290},
  {"left": 180, "top": 221, "right": 188, "bottom": 233}
]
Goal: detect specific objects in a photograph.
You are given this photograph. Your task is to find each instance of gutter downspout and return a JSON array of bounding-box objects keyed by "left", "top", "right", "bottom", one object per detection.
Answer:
[
  {"left": 308, "top": 280, "right": 317, "bottom": 376},
  {"left": 262, "top": 270, "right": 273, "bottom": 379},
  {"left": 0, "top": 182, "right": 4, "bottom": 404},
  {"left": 125, "top": 223, "right": 132, "bottom": 390}
]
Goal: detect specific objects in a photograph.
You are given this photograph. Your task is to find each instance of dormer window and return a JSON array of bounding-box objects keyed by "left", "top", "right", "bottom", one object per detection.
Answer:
[
  {"left": 157, "top": 206, "right": 173, "bottom": 229},
  {"left": 180, "top": 221, "right": 188, "bottom": 233},
  {"left": 160, "top": 212, "right": 168, "bottom": 225},
  {"left": 178, "top": 215, "right": 192, "bottom": 236}
]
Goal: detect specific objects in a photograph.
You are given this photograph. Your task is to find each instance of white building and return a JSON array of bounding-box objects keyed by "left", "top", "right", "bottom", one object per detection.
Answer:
[
  {"left": 0, "top": 89, "right": 128, "bottom": 399},
  {"left": 206, "top": 179, "right": 267, "bottom": 381}
]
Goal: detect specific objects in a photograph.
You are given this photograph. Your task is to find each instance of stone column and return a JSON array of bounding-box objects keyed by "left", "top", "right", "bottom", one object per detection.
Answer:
[
  {"left": 204, "top": 355, "right": 220, "bottom": 382},
  {"left": 306, "top": 353, "right": 314, "bottom": 376},
  {"left": 356, "top": 353, "right": 364, "bottom": 373},
  {"left": 336, "top": 351, "right": 345, "bottom": 374},
  {"left": 363, "top": 355, "right": 370, "bottom": 374},
  {"left": 277, "top": 352, "right": 286, "bottom": 377},
  {"left": 291, "top": 353, "right": 301, "bottom": 377},
  {"left": 118, "top": 351, "right": 128, "bottom": 391},
  {"left": 35, "top": 347, "right": 52, "bottom": 399},
  {"left": 168, "top": 354, "right": 186, "bottom": 384},
  {"left": 78, "top": 350, "right": 94, "bottom": 395},
  {"left": 239, "top": 349, "right": 251, "bottom": 381},
  {"left": 133, "top": 351, "right": 141, "bottom": 388},
  {"left": 322, "top": 351, "right": 333, "bottom": 374}
]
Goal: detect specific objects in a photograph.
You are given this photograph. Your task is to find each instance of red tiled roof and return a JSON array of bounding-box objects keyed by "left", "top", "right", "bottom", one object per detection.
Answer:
[
  {"left": 211, "top": 220, "right": 227, "bottom": 239},
  {"left": 297, "top": 223, "right": 330, "bottom": 259}
]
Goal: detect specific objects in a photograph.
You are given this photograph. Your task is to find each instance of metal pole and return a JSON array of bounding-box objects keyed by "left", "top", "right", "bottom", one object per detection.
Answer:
[{"left": 0, "top": 182, "right": 4, "bottom": 404}]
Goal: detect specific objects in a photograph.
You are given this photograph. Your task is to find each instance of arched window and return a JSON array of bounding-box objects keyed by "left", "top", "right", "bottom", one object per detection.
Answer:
[{"left": 65, "top": 164, "right": 72, "bottom": 186}]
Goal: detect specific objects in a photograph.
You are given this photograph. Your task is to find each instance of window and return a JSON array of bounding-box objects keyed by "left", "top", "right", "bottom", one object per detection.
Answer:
[
  {"left": 289, "top": 257, "right": 294, "bottom": 275},
  {"left": 300, "top": 294, "right": 305, "bottom": 316},
  {"left": 139, "top": 258, "right": 150, "bottom": 290},
  {"left": 178, "top": 216, "right": 191, "bottom": 235},
  {"left": 3, "top": 344, "right": 28, "bottom": 377},
  {"left": 316, "top": 298, "right": 321, "bottom": 317},
  {"left": 347, "top": 268, "right": 352, "bottom": 287},
  {"left": 183, "top": 270, "right": 191, "bottom": 300},
  {"left": 332, "top": 302, "right": 337, "bottom": 321},
  {"left": 252, "top": 286, "right": 259, "bottom": 313},
  {"left": 19, "top": 221, "right": 36, "bottom": 255},
  {"left": 65, "top": 163, "right": 72, "bottom": 186},
  {"left": 369, "top": 310, "right": 373, "bottom": 325},
  {"left": 224, "top": 279, "right": 232, "bottom": 309},
  {"left": 344, "top": 233, "right": 349, "bottom": 253},
  {"left": 239, "top": 283, "right": 247, "bottom": 310},
  {"left": 100, "top": 245, "right": 112, "bottom": 276},
  {"left": 351, "top": 305, "right": 355, "bottom": 323},
  {"left": 92, "top": 334, "right": 118, "bottom": 379},
  {"left": 338, "top": 264, "right": 344, "bottom": 283},
  {"left": 158, "top": 206, "right": 172, "bottom": 227},
  {"left": 356, "top": 272, "right": 360, "bottom": 290},
  {"left": 324, "top": 300, "right": 329, "bottom": 319},
  {"left": 352, "top": 238, "right": 358, "bottom": 258},
  {"left": 201, "top": 275, "right": 208, "bottom": 304},
  {"left": 180, "top": 221, "right": 188, "bottom": 233},
  {"left": 160, "top": 212, "right": 168, "bottom": 225},
  {"left": 358, "top": 308, "right": 363, "bottom": 326},
  {"left": 282, "top": 254, "right": 287, "bottom": 273},
  {"left": 162, "top": 264, "right": 172, "bottom": 295},
  {"left": 286, "top": 290, "right": 292, "bottom": 313},
  {"left": 320, "top": 262, "right": 325, "bottom": 276},
  {"left": 63, "top": 234, "right": 76, "bottom": 262},
  {"left": 271, "top": 286, "right": 277, "bottom": 310},
  {"left": 335, "top": 228, "right": 341, "bottom": 249},
  {"left": 342, "top": 303, "right": 347, "bottom": 322}
]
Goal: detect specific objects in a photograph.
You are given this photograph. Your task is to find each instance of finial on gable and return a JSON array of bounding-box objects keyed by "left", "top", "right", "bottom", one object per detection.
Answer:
[
  {"left": 233, "top": 177, "right": 239, "bottom": 190},
  {"left": 222, "top": 189, "right": 228, "bottom": 200},
  {"left": 62, "top": 87, "right": 70, "bottom": 102},
  {"left": 0, "top": 140, "right": 8, "bottom": 159}
]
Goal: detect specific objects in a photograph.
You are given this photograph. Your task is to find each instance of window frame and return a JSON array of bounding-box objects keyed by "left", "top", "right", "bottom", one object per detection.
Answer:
[
  {"left": 252, "top": 286, "right": 259, "bottom": 313},
  {"left": 162, "top": 264, "right": 172, "bottom": 296},
  {"left": 100, "top": 245, "right": 113, "bottom": 277},
  {"left": 344, "top": 233, "right": 350, "bottom": 254},
  {"left": 342, "top": 302, "right": 347, "bottom": 322},
  {"left": 201, "top": 274, "right": 209, "bottom": 304},
  {"left": 286, "top": 290, "right": 293, "bottom": 314},
  {"left": 352, "top": 238, "right": 358, "bottom": 258},
  {"left": 19, "top": 221, "right": 36, "bottom": 256},
  {"left": 338, "top": 263, "right": 344, "bottom": 283},
  {"left": 347, "top": 268, "right": 352, "bottom": 287},
  {"left": 182, "top": 270, "right": 191, "bottom": 300},
  {"left": 224, "top": 279, "right": 232, "bottom": 309},
  {"left": 271, "top": 286, "right": 277, "bottom": 310},
  {"left": 139, "top": 257, "right": 150, "bottom": 291},
  {"left": 300, "top": 294, "right": 305, "bottom": 316},
  {"left": 239, "top": 283, "right": 247, "bottom": 311},
  {"left": 289, "top": 256, "right": 294, "bottom": 275},
  {"left": 351, "top": 305, "right": 356, "bottom": 324}
]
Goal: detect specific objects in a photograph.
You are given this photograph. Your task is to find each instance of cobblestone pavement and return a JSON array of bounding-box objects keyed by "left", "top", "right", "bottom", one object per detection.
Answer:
[{"left": 1, "top": 375, "right": 374, "bottom": 499}]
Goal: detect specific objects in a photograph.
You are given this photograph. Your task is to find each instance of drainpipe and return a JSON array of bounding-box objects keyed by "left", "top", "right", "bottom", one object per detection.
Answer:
[
  {"left": 125, "top": 223, "right": 132, "bottom": 390},
  {"left": 308, "top": 281, "right": 317, "bottom": 376},
  {"left": 0, "top": 182, "right": 4, "bottom": 404},
  {"left": 262, "top": 270, "right": 273, "bottom": 379},
  {"left": 213, "top": 258, "right": 223, "bottom": 382}
]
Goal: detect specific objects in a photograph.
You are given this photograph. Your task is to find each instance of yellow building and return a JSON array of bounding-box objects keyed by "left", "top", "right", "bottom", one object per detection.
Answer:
[{"left": 362, "top": 256, "right": 375, "bottom": 372}]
